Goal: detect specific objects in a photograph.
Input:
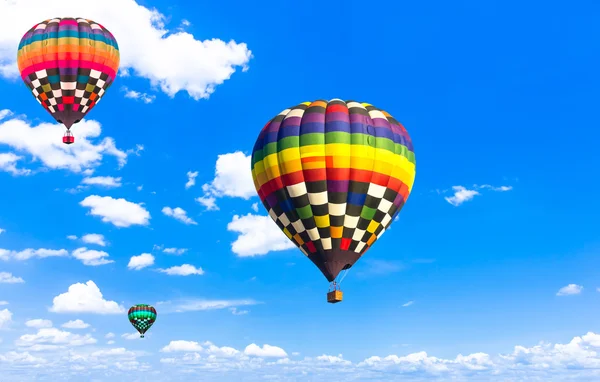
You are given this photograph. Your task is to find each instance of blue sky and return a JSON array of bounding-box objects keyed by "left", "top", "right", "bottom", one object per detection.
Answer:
[{"left": 0, "top": 0, "right": 599, "bottom": 381}]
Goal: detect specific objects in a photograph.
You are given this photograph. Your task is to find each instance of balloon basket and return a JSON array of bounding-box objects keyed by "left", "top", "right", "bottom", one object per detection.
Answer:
[
  {"left": 63, "top": 130, "right": 75, "bottom": 145},
  {"left": 327, "top": 290, "right": 343, "bottom": 304}
]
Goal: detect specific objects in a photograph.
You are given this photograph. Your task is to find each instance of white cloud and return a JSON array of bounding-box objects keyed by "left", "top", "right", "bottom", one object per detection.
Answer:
[
  {"left": 197, "top": 152, "right": 256, "bottom": 210},
  {"left": 185, "top": 171, "right": 198, "bottom": 189},
  {"left": 72, "top": 247, "right": 113, "bottom": 266},
  {"left": 80, "top": 233, "right": 107, "bottom": 247},
  {"left": 0, "top": 114, "right": 130, "bottom": 174},
  {"left": 445, "top": 186, "right": 480, "bottom": 206},
  {"left": 251, "top": 203, "right": 259, "bottom": 212},
  {"left": 230, "top": 307, "right": 249, "bottom": 316},
  {"left": 61, "top": 320, "right": 90, "bottom": 329},
  {"left": 121, "top": 332, "right": 140, "bottom": 340},
  {"left": 66, "top": 235, "right": 78, "bottom": 240},
  {"left": 80, "top": 195, "right": 151, "bottom": 227},
  {"left": 25, "top": 319, "right": 53, "bottom": 329},
  {"left": 16, "top": 328, "right": 96, "bottom": 350},
  {"left": 402, "top": 301, "right": 414, "bottom": 307},
  {"left": 159, "top": 299, "right": 259, "bottom": 313},
  {"left": 122, "top": 86, "right": 155, "bottom": 103},
  {"left": 0, "top": 228, "right": 4, "bottom": 234},
  {"left": 158, "top": 264, "right": 204, "bottom": 276},
  {"left": 106, "top": 340, "right": 115, "bottom": 345},
  {"left": 49, "top": 280, "right": 125, "bottom": 314},
  {"left": 81, "top": 176, "right": 122, "bottom": 188},
  {"left": 227, "top": 214, "right": 295, "bottom": 257},
  {"left": 161, "top": 340, "right": 203, "bottom": 353},
  {"left": 163, "top": 248, "right": 188, "bottom": 255},
  {"left": 0, "top": 309, "right": 12, "bottom": 329},
  {"left": 443, "top": 184, "right": 513, "bottom": 206},
  {"left": 128, "top": 253, "right": 155, "bottom": 270},
  {"left": 0, "top": 152, "right": 31, "bottom": 175},
  {"left": 557, "top": 284, "right": 583, "bottom": 296},
  {"left": 0, "top": 248, "right": 68, "bottom": 261},
  {"left": 195, "top": 195, "right": 219, "bottom": 211},
  {"left": 105, "top": 332, "right": 115, "bottom": 339},
  {"left": 0, "top": 272, "right": 24, "bottom": 283},
  {"left": 244, "top": 344, "right": 288, "bottom": 358},
  {"left": 162, "top": 207, "right": 197, "bottom": 225},
  {"left": 0, "top": 0, "right": 252, "bottom": 99},
  {"left": 0, "top": 301, "right": 8, "bottom": 306}
]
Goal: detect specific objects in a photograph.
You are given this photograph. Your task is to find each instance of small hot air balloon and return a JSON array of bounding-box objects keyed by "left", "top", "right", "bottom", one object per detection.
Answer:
[
  {"left": 128, "top": 304, "right": 157, "bottom": 338},
  {"left": 17, "top": 17, "right": 120, "bottom": 145},
  {"left": 251, "top": 99, "right": 416, "bottom": 303}
]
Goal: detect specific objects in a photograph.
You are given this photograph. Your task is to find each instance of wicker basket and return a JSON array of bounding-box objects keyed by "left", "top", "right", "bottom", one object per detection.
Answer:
[{"left": 327, "top": 290, "right": 343, "bottom": 303}]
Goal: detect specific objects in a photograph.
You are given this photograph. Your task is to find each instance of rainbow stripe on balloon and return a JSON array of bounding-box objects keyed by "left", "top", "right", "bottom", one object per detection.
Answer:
[
  {"left": 17, "top": 17, "right": 120, "bottom": 128},
  {"left": 251, "top": 99, "right": 416, "bottom": 281}
]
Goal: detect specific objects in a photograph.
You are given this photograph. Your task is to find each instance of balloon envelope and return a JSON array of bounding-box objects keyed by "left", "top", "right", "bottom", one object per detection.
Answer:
[
  {"left": 251, "top": 99, "right": 416, "bottom": 281},
  {"left": 17, "top": 17, "right": 120, "bottom": 128},
  {"left": 128, "top": 304, "right": 157, "bottom": 337}
]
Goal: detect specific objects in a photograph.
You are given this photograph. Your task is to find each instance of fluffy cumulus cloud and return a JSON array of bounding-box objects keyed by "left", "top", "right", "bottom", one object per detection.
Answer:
[
  {"left": 443, "top": 184, "right": 512, "bottom": 207},
  {"left": 2, "top": 321, "right": 600, "bottom": 381},
  {"left": 0, "top": 112, "right": 131, "bottom": 175},
  {"left": 72, "top": 247, "right": 113, "bottom": 266},
  {"left": 197, "top": 152, "right": 256, "bottom": 210},
  {"left": 81, "top": 176, "right": 123, "bottom": 188},
  {"left": 227, "top": 214, "right": 295, "bottom": 257},
  {"left": 153, "top": 331, "right": 600, "bottom": 381},
  {"left": 122, "top": 86, "right": 156, "bottom": 103},
  {"left": 186, "top": 171, "right": 199, "bottom": 189},
  {"left": 158, "top": 264, "right": 204, "bottom": 276},
  {"left": 0, "top": 0, "right": 252, "bottom": 99},
  {"left": 0, "top": 272, "right": 24, "bottom": 283},
  {"left": 127, "top": 253, "right": 155, "bottom": 270},
  {"left": 16, "top": 327, "right": 97, "bottom": 351},
  {"left": 80, "top": 195, "right": 151, "bottom": 227},
  {"left": 80, "top": 233, "right": 107, "bottom": 247},
  {"left": 162, "top": 247, "right": 188, "bottom": 255},
  {"left": 61, "top": 319, "right": 90, "bottom": 329},
  {"left": 25, "top": 319, "right": 53, "bottom": 329},
  {"left": 162, "top": 207, "right": 197, "bottom": 225},
  {"left": 557, "top": 284, "right": 583, "bottom": 296},
  {"left": 49, "top": 280, "right": 125, "bottom": 314},
  {"left": 0, "top": 309, "right": 13, "bottom": 329},
  {"left": 0, "top": 248, "right": 69, "bottom": 261}
]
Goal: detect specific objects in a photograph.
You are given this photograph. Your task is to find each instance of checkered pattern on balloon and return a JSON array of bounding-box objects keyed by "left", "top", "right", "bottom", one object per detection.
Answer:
[
  {"left": 17, "top": 17, "right": 119, "bottom": 144},
  {"left": 251, "top": 99, "right": 416, "bottom": 302}
]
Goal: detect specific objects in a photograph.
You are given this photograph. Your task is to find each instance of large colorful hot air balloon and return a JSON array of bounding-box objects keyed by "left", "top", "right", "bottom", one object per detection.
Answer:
[
  {"left": 17, "top": 17, "right": 120, "bottom": 145},
  {"left": 128, "top": 304, "right": 157, "bottom": 338},
  {"left": 251, "top": 99, "right": 416, "bottom": 303}
]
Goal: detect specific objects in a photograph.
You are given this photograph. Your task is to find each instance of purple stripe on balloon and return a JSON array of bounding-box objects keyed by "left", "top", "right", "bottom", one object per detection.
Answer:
[
  {"left": 265, "top": 192, "right": 278, "bottom": 208},
  {"left": 302, "top": 112, "right": 325, "bottom": 123},
  {"left": 393, "top": 193, "right": 405, "bottom": 207},
  {"left": 349, "top": 113, "right": 368, "bottom": 124},
  {"left": 327, "top": 180, "right": 349, "bottom": 193},
  {"left": 325, "top": 111, "right": 351, "bottom": 123},
  {"left": 371, "top": 118, "right": 391, "bottom": 128},
  {"left": 281, "top": 116, "right": 301, "bottom": 129}
]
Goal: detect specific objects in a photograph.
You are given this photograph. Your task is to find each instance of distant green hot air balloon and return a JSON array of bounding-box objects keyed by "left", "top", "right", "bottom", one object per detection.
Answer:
[{"left": 128, "top": 304, "right": 157, "bottom": 338}]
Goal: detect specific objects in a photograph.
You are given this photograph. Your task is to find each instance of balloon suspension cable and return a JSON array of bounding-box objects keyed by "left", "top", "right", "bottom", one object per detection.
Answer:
[{"left": 338, "top": 268, "right": 350, "bottom": 285}]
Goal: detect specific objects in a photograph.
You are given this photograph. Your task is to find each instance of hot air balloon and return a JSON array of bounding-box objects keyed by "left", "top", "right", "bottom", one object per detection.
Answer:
[
  {"left": 251, "top": 99, "right": 416, "bottom": 303},
  {"left": 128, "top": 304, "right": 157, "bottom": 338},
  {"left": 17, "top": 17, "right": 120, "bottom": 145}
]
